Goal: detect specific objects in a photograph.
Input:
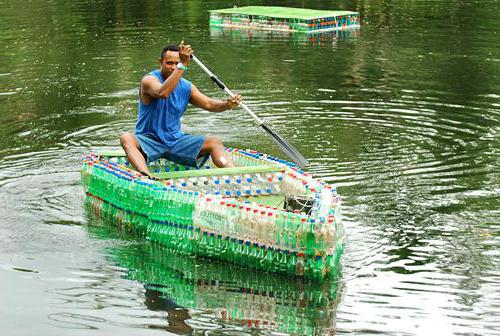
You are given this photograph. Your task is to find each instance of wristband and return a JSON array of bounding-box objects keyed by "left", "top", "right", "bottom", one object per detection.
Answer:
[{"left": 176, "top": 63, "right": 188, "bottom": 71}]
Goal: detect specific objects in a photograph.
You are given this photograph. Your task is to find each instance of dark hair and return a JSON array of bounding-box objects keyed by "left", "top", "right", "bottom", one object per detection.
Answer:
[{"left": 160, "top": 45, "right": 179, "bottom": 59}]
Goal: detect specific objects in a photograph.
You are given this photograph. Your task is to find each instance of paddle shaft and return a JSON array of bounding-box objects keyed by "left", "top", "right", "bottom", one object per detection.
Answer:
[
  {"left": 191, "top": 53, "right": 309, "bottom": 169},
  {"left": 190, "top": 55, "right": 264, "bottom": 125}
]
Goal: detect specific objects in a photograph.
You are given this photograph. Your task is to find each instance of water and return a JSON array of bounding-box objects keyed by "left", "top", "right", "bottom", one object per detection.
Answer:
[{"left": 1, "top": 0, "right": 499, "bottom": 335}]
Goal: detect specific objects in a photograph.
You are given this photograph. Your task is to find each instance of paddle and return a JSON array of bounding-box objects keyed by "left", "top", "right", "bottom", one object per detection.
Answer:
[{"left": 190, "top": 54, "right": 308, "bottom": 170}]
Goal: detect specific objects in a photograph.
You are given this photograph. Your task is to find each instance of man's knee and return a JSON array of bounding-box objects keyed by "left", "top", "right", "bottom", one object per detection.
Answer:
[
  {"left": 205, "top": 136, "right": 223, "bottom": 150},
  {"left": 120, "top": 132, "right": 137, "bottom": 149}
]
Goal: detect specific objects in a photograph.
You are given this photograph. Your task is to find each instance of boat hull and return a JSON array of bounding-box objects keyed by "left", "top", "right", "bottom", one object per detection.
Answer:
[{"left": 82, "top": 148, "right": 344, "bottom": 280}]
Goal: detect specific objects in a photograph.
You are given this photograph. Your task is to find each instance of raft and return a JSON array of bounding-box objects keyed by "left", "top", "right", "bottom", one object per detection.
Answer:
[
  {"left": 209, "top": 6, "right": 360, "bottom": 33},
  {"left": 81, "top": 148, "right": 344, "bottom": 281}
]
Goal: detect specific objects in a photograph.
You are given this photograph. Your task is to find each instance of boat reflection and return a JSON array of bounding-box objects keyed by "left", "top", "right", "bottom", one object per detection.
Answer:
[
  {"left": 210, "top": 25, "right": 360, "bottom": 47},
  {"left": 88, "top": 215, "right": 344, "bottom": 334}
]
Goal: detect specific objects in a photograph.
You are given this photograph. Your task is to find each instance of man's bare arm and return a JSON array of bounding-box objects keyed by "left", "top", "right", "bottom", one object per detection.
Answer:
[
  {"left": 141, "top": 71, "right": 184, "bottom": 100},
  {"left": 190, "top": 84, "right": 242, "bottom": 112},
  {"left": 141, "top": 41, "right": 192, "bottom": 102}
]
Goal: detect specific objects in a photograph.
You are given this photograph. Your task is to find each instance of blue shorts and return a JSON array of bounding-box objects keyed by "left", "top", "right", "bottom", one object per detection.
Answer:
[{"left": 135, "top": 133, "right": 210, "bottom": 168}]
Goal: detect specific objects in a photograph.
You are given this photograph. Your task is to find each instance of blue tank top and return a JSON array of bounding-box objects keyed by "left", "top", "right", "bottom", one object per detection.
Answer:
[{"left": 135, "top": 69, "right": 191, "bottom": 146}]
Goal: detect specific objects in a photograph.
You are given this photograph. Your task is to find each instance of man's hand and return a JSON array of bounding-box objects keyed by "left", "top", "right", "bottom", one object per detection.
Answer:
[
  {"left": 226, "top": 94, "right": 243, "bottom": 109},
  {"left": 178, "top": 40, "right": 192, "bottom": 66}
]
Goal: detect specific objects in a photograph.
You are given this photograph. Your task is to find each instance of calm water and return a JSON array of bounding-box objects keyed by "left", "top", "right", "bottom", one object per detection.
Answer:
[{"left": 1, "top": 0, "right": 499, "bottom": 335}]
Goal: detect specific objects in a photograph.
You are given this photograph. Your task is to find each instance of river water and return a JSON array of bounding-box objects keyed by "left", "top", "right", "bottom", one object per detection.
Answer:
[{"left": 1, "top": 0, "right": 499, "bottom": 335}]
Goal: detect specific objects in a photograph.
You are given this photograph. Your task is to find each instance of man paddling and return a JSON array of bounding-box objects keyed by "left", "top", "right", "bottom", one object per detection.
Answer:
[{"left": 120, "top": 42, "right": 242, "bottom": 177}]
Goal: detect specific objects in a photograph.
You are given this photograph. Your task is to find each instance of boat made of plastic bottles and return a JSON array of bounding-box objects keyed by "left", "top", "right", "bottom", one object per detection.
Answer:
[{"left": 81, "top": 148, "right": 345, "bottom": 281}]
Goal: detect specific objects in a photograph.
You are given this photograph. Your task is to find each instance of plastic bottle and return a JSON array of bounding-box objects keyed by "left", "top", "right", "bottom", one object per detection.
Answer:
[
  {"left": 211, "top": 176, "right": 222, "bottom": 190},
  {"left": 215, "top": 234, "right": 224, "bottom": 259},
  {"left": 197, "top": 176, "right": 210, "bottom": 193},
  {"left": 273, "top": 248, "right": 282, "bottom": 273},
  {"left": 222, "top": 236, "right": 231, "bottom": 262},
  {"left": 295, "top": 252, "right": 305, "bottom": 276},
  {"left": 249, "top": 242, "right": 259, "bottom": 269},
  {"left": 200, "top": 231, "right": 209, "bottom": 257},
  {"left": 256, "top": 244, "right": 265, "bottom": 270},
  {"left": 305, "top": 255, "right": 315, "bottom": 279},
  {"left": 207, "top": 233, "right": 215, "bottom": 258},
  {"left": 230, "top": 177, "right": 243, "bottom": 197},
  {"left": 312, "top": 255, "right": 326, "bottom": 280},
  {"left": 242, "top": 241, "right": 251, "bottom": 268},
  {"left": 263, "top": 246, "right": 274, "bottom": 272},
  {"left": 228, "top": 238, "right": 237, "bottom": 263},
  {"left": 187, "top": 226, "right": 198, "bottom": 255},
  {"left": 298, "top": 216, "right": 308, "bottom": 250},
  {"left": 279, "top": 250, "right": 289, "bottom": 274},
  {"left": 266, "top": 211, "right": 276, "bottom": 247},
  {"left": 306, "top": 218, "right": 316, "bottom": 254}
]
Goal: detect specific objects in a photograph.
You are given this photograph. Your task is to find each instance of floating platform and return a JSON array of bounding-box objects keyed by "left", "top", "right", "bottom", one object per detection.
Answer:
[
  {"left": 209, "top": 6, "right": 360, "bottom": 33},
  {"left": 81, "top": 148, "right": 344, "bottom": 281}
]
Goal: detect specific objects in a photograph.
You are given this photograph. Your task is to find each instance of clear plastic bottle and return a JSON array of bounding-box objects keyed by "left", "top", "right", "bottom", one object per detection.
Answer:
[{"left": 295, "top": 252, "right": 305, "bottom": 276}]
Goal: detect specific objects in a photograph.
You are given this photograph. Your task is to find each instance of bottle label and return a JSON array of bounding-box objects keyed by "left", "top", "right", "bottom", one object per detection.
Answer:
[{"left": 196, "top": 209, "right": 226, "bottom": 232}]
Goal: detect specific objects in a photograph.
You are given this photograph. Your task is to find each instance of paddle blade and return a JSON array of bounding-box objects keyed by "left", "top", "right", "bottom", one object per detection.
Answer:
[{"left": 260, "top": 123, "right": 308, "bottom": 169}]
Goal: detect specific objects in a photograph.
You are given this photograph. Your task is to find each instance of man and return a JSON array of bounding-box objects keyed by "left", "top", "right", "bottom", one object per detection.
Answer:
[{"left": 120, "top": 42, "right": 242, "bottom": 177}]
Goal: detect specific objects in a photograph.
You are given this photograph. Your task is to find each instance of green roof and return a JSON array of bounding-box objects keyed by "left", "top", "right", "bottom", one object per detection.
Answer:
[{"left": 210, "top": 6, "right": 357, "bottom": 20}]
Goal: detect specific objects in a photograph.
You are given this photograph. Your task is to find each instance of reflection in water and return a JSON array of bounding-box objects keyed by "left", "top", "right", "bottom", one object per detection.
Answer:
[
  {"left": 144, "top": 288, "right": 191, "bottom": 334},
  {"left": 210, "top": 25, "right": 360, "bottom": 47},
  {"left": 88, "top": 213, "right": 343, "bottom": 335}
]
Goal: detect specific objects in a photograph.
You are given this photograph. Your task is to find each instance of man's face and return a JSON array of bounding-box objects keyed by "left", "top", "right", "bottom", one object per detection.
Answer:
[{"left": 159, "top": 50, "right": 180, "bottom": 77}]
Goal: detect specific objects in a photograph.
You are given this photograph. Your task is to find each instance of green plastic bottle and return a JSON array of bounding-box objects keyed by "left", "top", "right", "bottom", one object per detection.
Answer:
[
  {"left": 178, "top": 226, "right": 189, "bottom": 255},
  {"left": 235, "top": 240, "right": 244, "bottom": 266},
  {"left": 279, "top": 250, "right": 288, "bottom": 274},
  {"left": 273, "top": 248, "right": 282, "bottom": 273},
  {"left": 256, "top": 244, "right": 265, "bottom": 270},
  {"left": 242, "top": 241, "right": 251, "bottom": 268},
  {"left": 307, "top": 219, "right": 317, "bottom": 255},
  {"left": 207, "top": 233, "right": 215, "bottom": 258},
  {"left": 249, "top": 242, "right": 259, "bottom": 269},
  {"left": 305, "top": 255, "right": 315, "bottom": 279},
  {"left": 186, "top": 226, "right": 196, "bottom": 256},
  {"left": 222, "top": 236, "right": 230, "bottom": 262},
  {"left": 312, "top": 255, "right": 326, "bottom": 280},
  {"left": 200, "top": 231, "right": 209, "bottom": 257},
  {"left": 263, "top": 247, "right": 274, "bottom": 273}
]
